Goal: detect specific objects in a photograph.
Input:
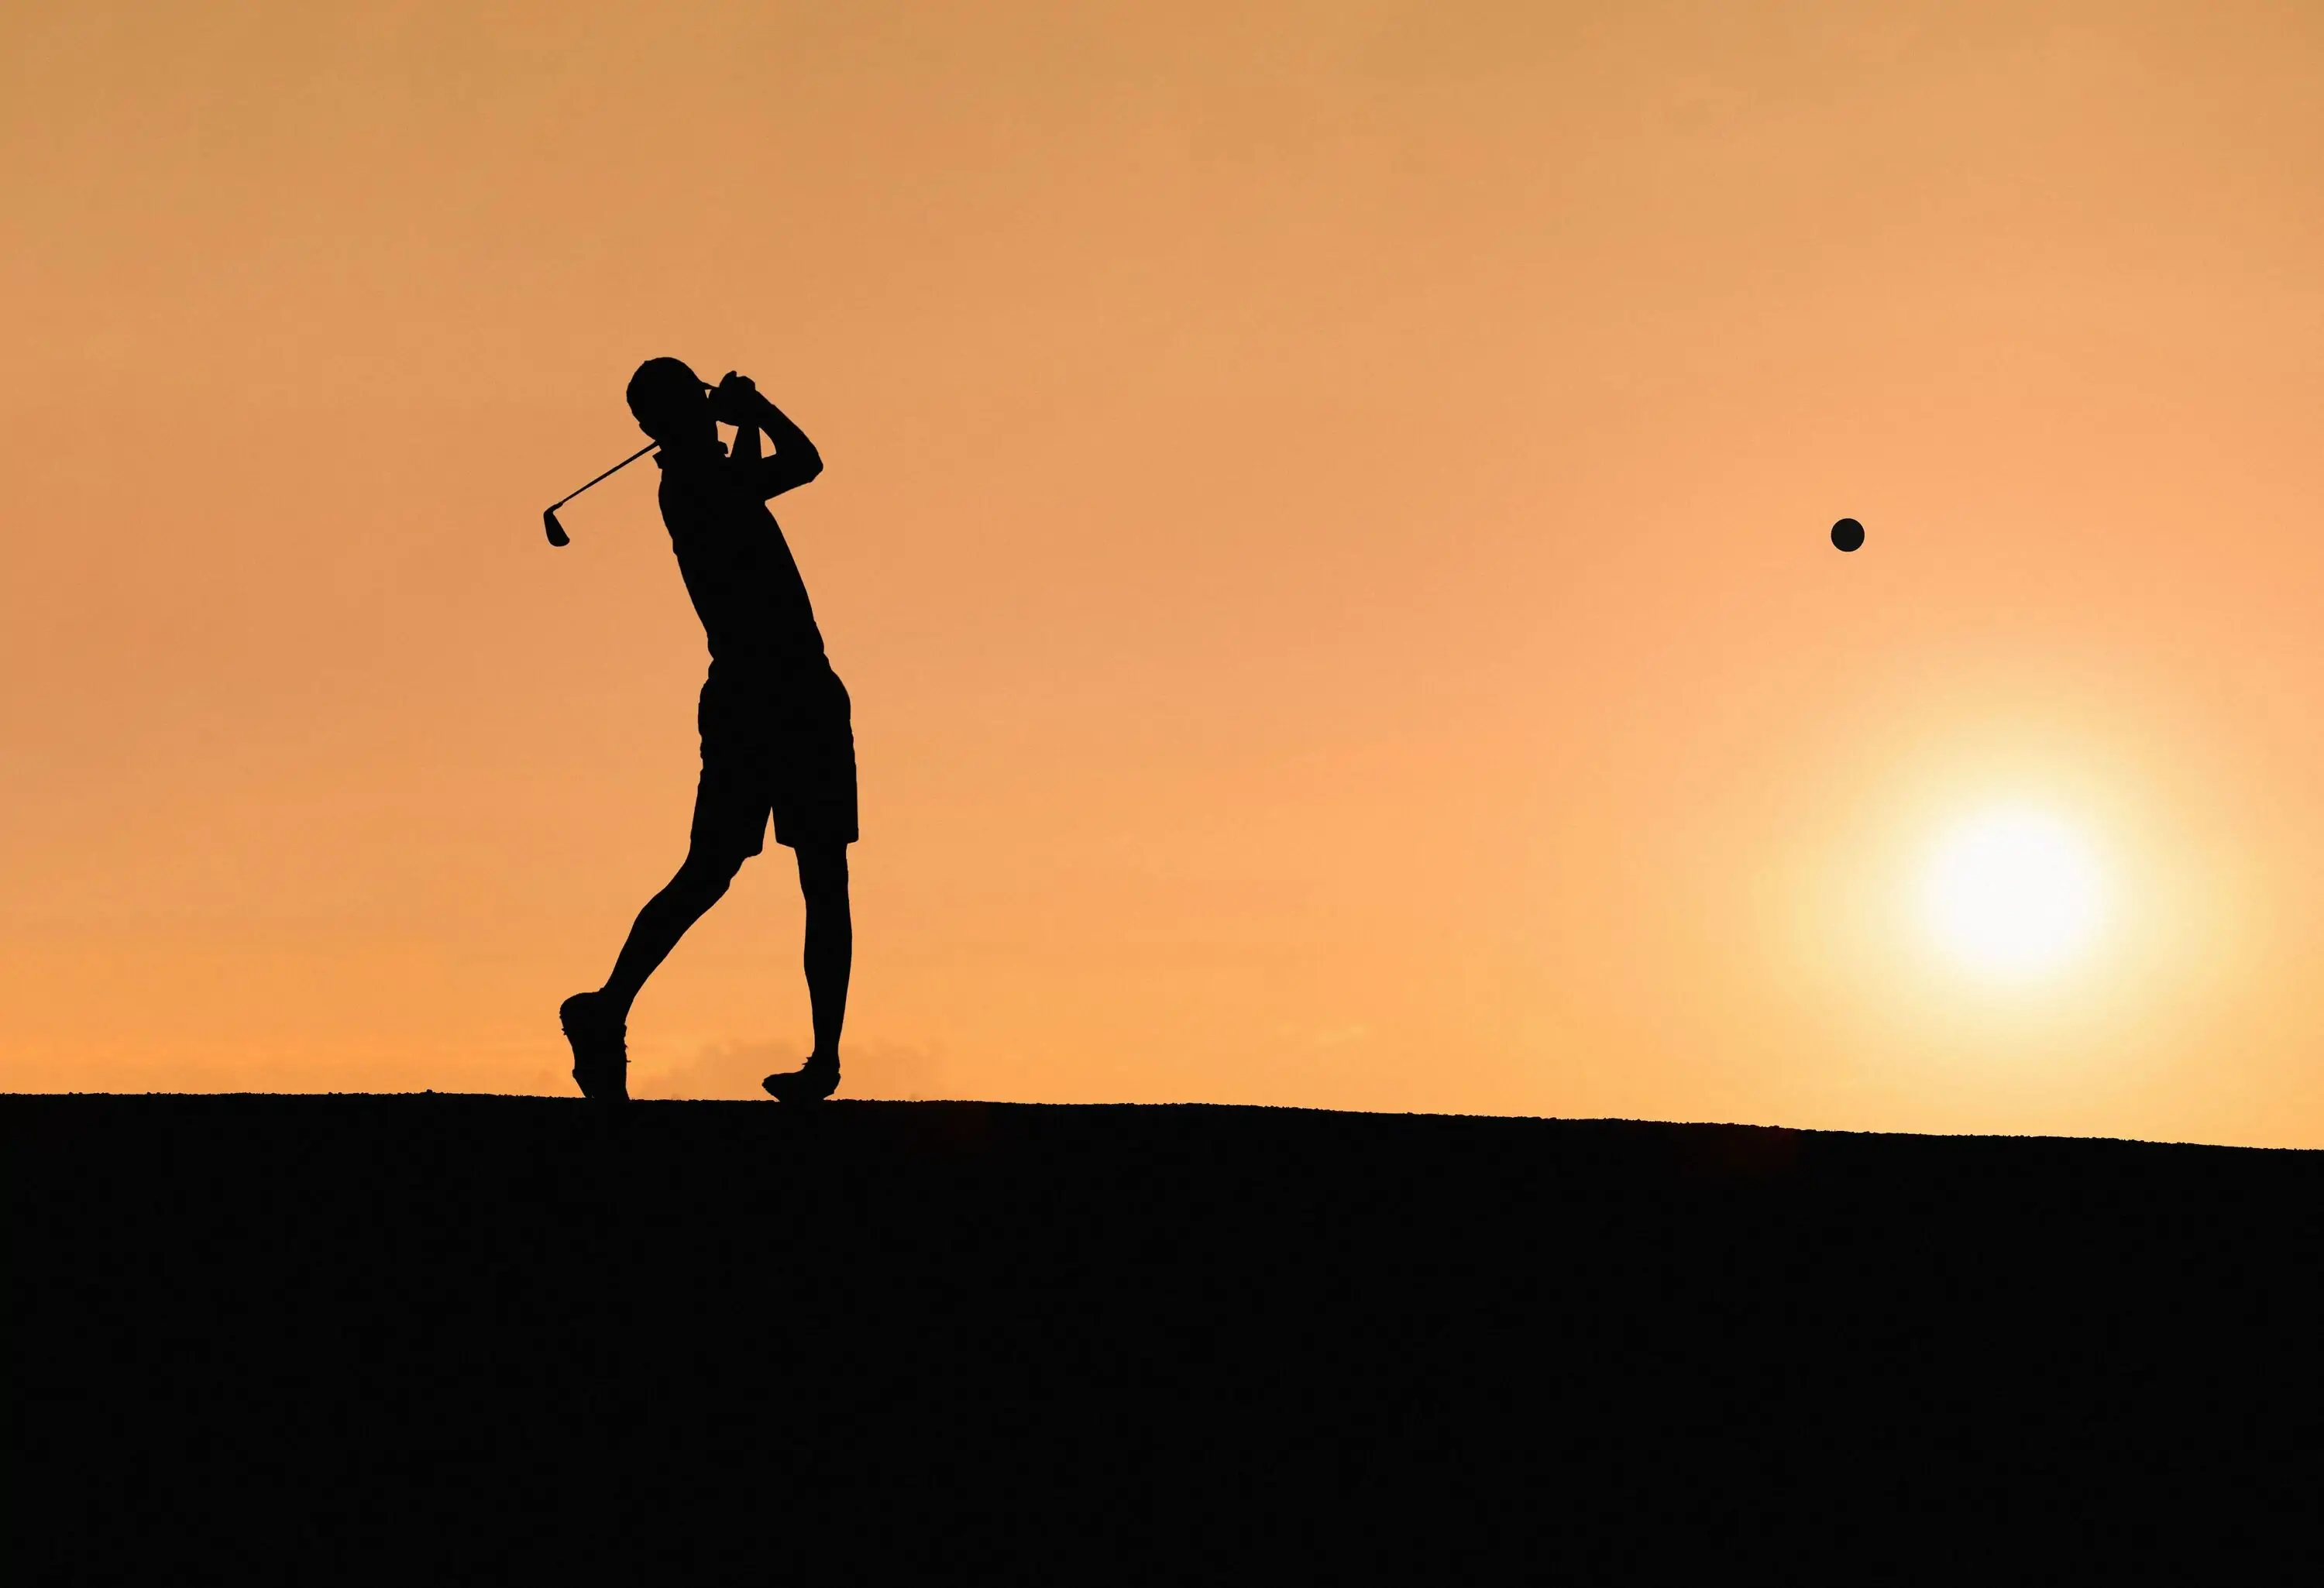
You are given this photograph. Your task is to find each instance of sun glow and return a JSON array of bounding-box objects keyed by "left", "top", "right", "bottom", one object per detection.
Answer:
[{"left": 1922, "top": 809, "right": 2107, "bottom": 979}]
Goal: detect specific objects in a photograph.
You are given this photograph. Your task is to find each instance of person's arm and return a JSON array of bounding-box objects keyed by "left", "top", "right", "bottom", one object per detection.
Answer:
[
  {"left": 749, "top": 392, "right": 821, "bottom": 498},
  {"left": 711, "top": 372, "right": 822, "bottom": 499}
]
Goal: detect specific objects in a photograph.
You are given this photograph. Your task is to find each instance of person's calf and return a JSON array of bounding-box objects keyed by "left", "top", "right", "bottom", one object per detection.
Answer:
[
  {"left": 794, "top": 843, "right": 852, "bottom": 1062},
  {"left": 600, "top": 848, "right": 748, "bottom": 1012}
]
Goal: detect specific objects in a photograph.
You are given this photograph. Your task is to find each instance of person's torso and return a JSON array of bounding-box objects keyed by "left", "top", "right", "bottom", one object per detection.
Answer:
[{"left": 655, "top": 451, "right": 828, "bottom": 680}]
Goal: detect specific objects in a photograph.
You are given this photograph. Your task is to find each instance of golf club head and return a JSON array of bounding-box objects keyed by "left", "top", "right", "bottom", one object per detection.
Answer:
[{"left": 543, "top": 507, "right": 569, "bottom": 547}]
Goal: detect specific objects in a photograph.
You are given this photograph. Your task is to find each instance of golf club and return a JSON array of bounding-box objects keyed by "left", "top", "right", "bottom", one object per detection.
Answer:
[
  {"left": 543, "top": 378, "right": 728, "bottom": 546},
  {"left": 542, "top": 442, "right": 657, "bottom": 546}
]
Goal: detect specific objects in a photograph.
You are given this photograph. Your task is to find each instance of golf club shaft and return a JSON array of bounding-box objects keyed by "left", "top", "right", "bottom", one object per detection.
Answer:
[{"left": 551, "top": 442, "right": 658, "bottom": 510}]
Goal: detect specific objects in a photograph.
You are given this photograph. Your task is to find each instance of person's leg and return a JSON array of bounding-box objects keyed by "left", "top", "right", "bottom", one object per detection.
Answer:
[
  {"left": 764, "top": 841, "right": 850, "bottom": 1102},
  {"left": 566, "top": 679, "right": 768, "bottom": 1102},
  {"left": 795, "top": 842, "right": 852, "bottom": 1061},
  {"left": 562, "top": 844, "right": 749, "bottom": 1101},
  {"left": 601, "top": 846, "right": 748, "bottom": 1019},
  {"left": 763, "top": 674, "right": 856, "bottom": 1104}
]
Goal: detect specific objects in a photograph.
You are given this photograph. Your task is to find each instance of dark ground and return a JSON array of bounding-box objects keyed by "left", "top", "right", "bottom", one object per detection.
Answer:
[{"left": 10, "top": 1095, "right": 2322, "bottom": 1577}]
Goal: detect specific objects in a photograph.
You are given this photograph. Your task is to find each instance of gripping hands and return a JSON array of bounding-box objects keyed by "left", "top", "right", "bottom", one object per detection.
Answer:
[
  {"left": 707, "top": 371, "right": 823, "bottom": 498},
  {"left": 708, "top": 371, "right": 761, "bottom": 424}
]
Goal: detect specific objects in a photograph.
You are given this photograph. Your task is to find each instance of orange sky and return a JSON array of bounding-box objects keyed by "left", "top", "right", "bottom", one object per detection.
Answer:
[{"left": 5, "top": 1, "right": 2323, "bottom": 1143}]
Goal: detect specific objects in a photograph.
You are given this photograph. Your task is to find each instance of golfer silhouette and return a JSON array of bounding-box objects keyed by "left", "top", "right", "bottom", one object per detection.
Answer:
[{"left": 560, "top": 359, "right": 854, "bottom": 1103}]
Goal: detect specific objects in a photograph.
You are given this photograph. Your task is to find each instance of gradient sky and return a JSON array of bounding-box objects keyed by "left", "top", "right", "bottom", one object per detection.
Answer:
[{"left": 5, "top": 1, "right": 2323, "bottom": 1143}]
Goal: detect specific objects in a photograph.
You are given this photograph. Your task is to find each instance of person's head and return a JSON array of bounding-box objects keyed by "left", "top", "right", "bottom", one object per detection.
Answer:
[{"left": 626, "top": 357, "right": 711, "bottom": 446}]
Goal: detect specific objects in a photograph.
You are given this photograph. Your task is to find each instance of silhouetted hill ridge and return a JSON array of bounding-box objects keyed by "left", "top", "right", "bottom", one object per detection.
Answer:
[{"left": 13, "top": 1095, "right": 2319, "bottom": 1575}]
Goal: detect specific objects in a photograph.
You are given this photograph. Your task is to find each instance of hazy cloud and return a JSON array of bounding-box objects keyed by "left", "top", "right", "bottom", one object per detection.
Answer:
[{"left": 632, "top": 1037, "right": 948, "bottom": 1101}]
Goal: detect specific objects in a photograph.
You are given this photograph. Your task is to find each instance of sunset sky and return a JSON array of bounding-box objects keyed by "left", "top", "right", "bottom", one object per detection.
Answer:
[{"left": 6, "top": 1, "right": 2323, "bottom": 1144}]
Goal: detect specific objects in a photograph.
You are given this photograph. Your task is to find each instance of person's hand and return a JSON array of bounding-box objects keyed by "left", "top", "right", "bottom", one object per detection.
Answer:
[{"left": 709, "top": 370, "right": 760, "bottom": 421}]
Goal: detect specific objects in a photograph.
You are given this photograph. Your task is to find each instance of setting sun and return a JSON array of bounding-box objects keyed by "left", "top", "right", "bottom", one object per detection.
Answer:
[{"left": 1922, "top": 810, "right": 2108, "bottom": 981}]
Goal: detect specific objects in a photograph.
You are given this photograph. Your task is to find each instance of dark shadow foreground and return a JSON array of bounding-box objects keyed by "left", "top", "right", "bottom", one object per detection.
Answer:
[{"left": 11, "top": 1097, "right": 2321, "bottom": 1576}]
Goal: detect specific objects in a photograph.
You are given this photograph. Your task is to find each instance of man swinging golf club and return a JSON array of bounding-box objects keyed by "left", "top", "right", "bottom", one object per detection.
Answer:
[{"left": 557, "top": 357, "right": 854, "bottom": 1104}]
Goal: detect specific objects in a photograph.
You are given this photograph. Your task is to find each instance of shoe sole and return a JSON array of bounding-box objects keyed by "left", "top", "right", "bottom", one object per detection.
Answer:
[{"left": 762, "top": 1069, "right": 838, "bottom": 1105}]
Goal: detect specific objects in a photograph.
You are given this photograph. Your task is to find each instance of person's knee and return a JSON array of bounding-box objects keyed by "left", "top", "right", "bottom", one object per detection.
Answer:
[
  {"left": 676, "top": 847, "right": 748, "bottom": 898},
  {"left": 795, "top": 843, "right": 851, "bottom": 912}
]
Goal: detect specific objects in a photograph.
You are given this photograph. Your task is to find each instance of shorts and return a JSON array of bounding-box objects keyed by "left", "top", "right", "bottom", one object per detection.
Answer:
[{"left": 691, "top": 665, "right": 858, "bottom": 858}]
